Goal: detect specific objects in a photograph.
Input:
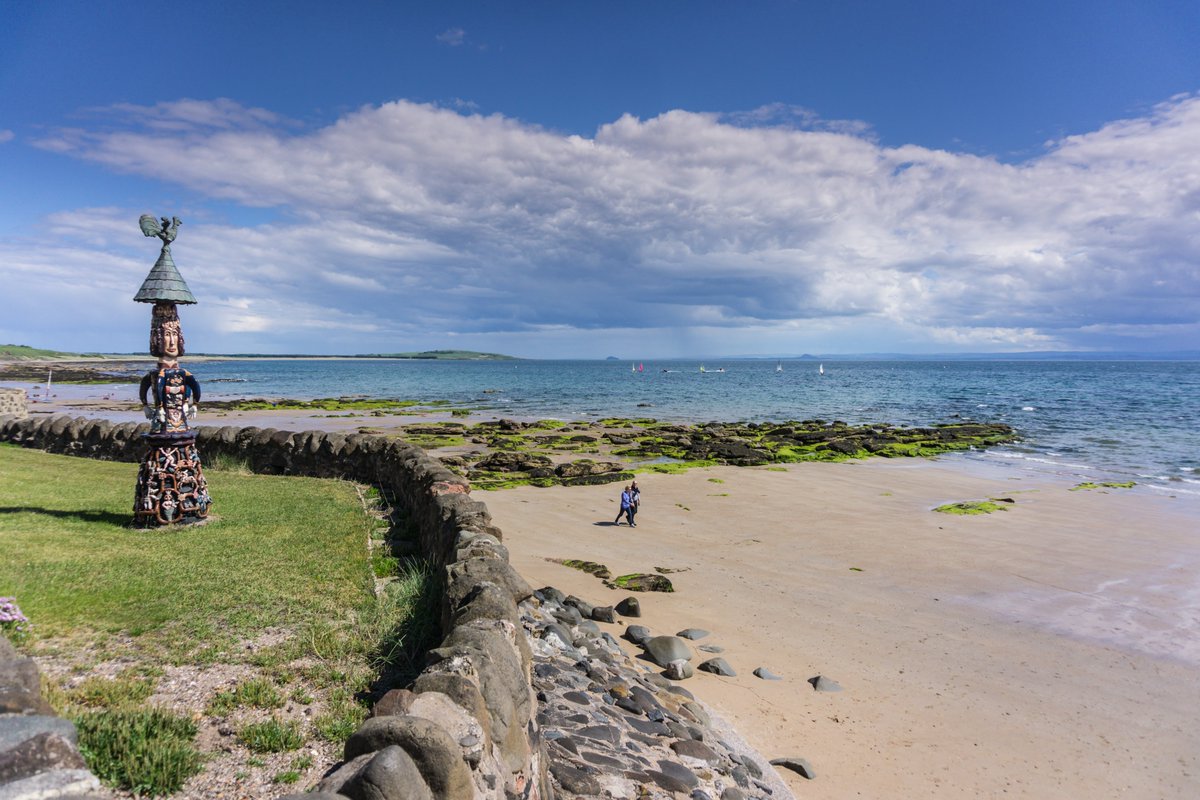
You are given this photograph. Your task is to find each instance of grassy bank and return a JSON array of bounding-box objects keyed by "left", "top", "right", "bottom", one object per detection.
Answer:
[{"left": 0, "top": 444, "right": 440, "bottom": 796}]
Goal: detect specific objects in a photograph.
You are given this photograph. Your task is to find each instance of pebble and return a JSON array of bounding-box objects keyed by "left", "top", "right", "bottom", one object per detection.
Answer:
[
  {"left": 808, "top": 675, "right": 842, "bottom": 692},
  {"left": 677, "top": 628, "right": 711, "bottom": 640},
  {"left": 524, "top": 587, "right": 794, "bottom": 800},
  {"left": 770, "top": 757, "right": 816, "bottom": 779},
  {"left": 753, "top": 667, "right": 783, "bottom": 680}
]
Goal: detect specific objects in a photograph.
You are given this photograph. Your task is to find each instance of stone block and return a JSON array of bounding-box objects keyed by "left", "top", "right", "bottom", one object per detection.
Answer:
[
  {"left": 0, "top": 732, "right": 87, "bottom": 783},
  {"left": 342, "top": 745, "right": 433, "bottom": 800},
  {"left": 0, "top": 658, "right": 54, "bottom": 715},
  {"left": 344, "top": 716, "right": 472, "bottom": 800},
  {"left": 0, "top": 715, "right": 77, "bottom": 751},
  {"left": 0, "top": 768, "right": 100, "bottom": 799}
]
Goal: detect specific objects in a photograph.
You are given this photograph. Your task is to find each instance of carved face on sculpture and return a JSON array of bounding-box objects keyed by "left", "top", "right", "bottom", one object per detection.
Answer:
[
  {"left": 149, "top": 303, "right": 186, "bottom": 359},
  {"left": 161, "top": 321, "right": 181, "bottom": 358}
]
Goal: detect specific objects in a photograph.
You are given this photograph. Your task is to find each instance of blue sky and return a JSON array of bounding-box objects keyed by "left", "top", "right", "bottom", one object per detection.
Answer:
[{"left": 1, "top": 1, "right": 1198, "bottom": 357}]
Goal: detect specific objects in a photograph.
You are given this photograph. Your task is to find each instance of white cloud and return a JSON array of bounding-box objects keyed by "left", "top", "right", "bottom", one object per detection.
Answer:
[
  {"left": 436, "top": 27, "right": 465, "bottom": 46},
  {"left": 0, "top": 129, "right": 14, "bottom": 144},
  {"left": 9, "top": 93, "right": 1200, "bottom": 355}
]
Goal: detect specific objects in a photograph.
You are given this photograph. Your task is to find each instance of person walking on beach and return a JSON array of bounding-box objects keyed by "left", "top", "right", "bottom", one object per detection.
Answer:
[
  {"left": 629, "top": 480, "right": 641, "bottom": 525},
  {"left": 614, "top": 485, "right": 635, "bottom": 526}
]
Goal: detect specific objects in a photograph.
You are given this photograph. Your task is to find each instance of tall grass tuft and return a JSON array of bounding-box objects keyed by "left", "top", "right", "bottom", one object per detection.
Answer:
[
  {"left": 237, "top": 717, "right": 305, "bottom": 753},
  {"left": 74, "top": 708, "right": 203, "bottom": 797}
]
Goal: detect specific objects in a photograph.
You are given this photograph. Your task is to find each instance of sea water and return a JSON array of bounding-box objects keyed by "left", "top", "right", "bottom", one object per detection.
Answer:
[{"left": 182, "top": 358, "right": 1200, "bottom": 495}]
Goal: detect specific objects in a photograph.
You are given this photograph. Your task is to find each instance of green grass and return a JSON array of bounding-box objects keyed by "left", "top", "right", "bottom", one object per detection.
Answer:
[
  {"left": 0, "top": 443, "right": 372, "bottom": 661},
  {"left": 69, "top": 673, "right": 155, "bottom": 709},
  {"left": 1, "top": 442, "right": 444, "bottom": 787},
  {"left": 237, "top": 717, "right": 304, "bottom": 753},
  {"left": 75, "top": 708, "right": 203, "bottom": 796},
  {"left": 206, "top": 678, "right": 285, "bottom": 716},
  {"left": 0, "top": 343, "right": 79, "bottom": 359}
]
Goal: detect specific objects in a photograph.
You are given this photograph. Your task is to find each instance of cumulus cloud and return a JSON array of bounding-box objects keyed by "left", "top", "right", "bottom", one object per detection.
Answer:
[{"left": 9, "top": 93, "right": 1200, "bottom": 354}]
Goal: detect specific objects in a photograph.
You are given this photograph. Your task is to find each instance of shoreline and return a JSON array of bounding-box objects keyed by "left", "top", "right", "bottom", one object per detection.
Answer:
[{"left": 5, "top": 393, "right": 1199, "bottom": 796}]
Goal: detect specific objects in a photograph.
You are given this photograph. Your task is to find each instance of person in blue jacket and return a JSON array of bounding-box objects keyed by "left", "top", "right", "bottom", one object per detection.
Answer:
[{"left": 614, "top": 485, "right": 635, "bottom": 526}]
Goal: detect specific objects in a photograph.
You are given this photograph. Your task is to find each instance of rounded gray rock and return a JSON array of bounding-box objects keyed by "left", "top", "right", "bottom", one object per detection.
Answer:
[
  {"left": 753, "top": 667, "right": 783, "bottom": 680},
  {"left": 343, "top": 745, "right": 433, "bottom": 800},
  {"left": 343, "top": 715, "right": 473, "bottom": 800},
  {"left": 616, "top": 597, "right": 642, "bottom": 617},
  {"left": 645, "top": 635, "right": 693, "bottom": 667},
  {"left": 698, "top": 657, "right": 737, "bottom": 677},
  {"left": 625, "top": 624, "right": 653, "bottom": 645},
  {"left": 676, "top": 628, "right": 710, "bottom": 640},
  {"left": 665, "top": 659, "right": 695, "bottom": 680}
]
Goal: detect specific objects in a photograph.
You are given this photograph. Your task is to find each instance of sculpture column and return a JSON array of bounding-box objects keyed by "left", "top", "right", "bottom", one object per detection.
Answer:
[{"left": 131, "top": 215, "right": 212, "bottom": 526}]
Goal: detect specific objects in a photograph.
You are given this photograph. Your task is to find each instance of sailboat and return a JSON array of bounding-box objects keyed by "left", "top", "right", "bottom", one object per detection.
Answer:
[
  {"left": 776, "top": 361, "right": 783, "bottom": 372},
  {"left": 699, "top": 364, "right": 706, "bottom": 373},
  {"left": 638, "top": 362, "right": 644, "bottom": 372},
  {"left": 819, "top": 364, "right": 825, "bottom": 375}
]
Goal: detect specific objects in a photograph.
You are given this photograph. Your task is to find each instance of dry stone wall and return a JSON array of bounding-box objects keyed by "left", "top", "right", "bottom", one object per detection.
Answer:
[
  {"left": 0, "top": 389, "right": 27, "bottom": 420},
  {"left": 0, "top": 413, "right": 548, "bottom": 800}
]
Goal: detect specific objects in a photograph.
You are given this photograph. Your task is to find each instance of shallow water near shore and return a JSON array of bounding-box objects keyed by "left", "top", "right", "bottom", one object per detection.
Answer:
[{"left": 14, "top": 358, "right": 1199, "bottom": 494}]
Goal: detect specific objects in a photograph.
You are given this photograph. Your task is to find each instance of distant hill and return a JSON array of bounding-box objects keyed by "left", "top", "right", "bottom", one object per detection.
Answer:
[
  {"left": 356, "top": 350, "right": 517, "bottom": 360},
  {"left": 1, "top": 345, "right": 518, "bottom": 362},
  {"left": 0, "top": 344, "right": 98, "bottom": 361}
]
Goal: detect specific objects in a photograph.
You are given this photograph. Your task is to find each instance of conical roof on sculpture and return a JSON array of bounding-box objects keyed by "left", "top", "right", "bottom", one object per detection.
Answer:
[{"left": 133, "top": 247, "right": 197, "bottom": 304}]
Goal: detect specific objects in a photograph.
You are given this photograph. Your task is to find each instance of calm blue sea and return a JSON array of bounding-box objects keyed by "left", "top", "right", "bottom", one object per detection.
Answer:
[{"left": 188, "top": 358, "right": 1200, "bottom": 496}]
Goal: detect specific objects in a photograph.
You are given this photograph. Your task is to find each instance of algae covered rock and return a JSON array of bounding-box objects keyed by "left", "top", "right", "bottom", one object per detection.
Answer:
[{"left": 605, "top": 573, "right": 674, "bottom": 592}]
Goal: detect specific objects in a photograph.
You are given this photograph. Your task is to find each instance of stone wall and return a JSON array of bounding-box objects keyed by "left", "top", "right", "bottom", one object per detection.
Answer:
[
  {"left": 0, "top": 414, "right": 548, "bottom": 800},
  {"left": 0, "top": 388, "right": 27, "bottom": 420}
]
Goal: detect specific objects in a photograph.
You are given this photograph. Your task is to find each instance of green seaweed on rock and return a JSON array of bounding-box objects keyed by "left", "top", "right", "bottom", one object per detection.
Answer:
[
  {"left": 546, "top": 559, "right": 612, "bottom": 579},
  {"left": 605, "top": 573, "right": 675, "bottom": 592},
  {"left": 933, "top": 500, "right": 1009, "bottom": 515},
  {"left": 1070, "top": 481, "right": 1136, "bottom": 491}
]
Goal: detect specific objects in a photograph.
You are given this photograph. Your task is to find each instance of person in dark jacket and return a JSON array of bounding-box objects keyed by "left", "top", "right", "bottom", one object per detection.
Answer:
[{"left": 614, "top": 486, "right": 635, "bottom": 526}]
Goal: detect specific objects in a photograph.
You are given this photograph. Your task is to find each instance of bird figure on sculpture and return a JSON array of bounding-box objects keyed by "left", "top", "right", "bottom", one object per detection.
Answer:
[{"left": 139, "top": 214, "right": 182, "bottom": 250}]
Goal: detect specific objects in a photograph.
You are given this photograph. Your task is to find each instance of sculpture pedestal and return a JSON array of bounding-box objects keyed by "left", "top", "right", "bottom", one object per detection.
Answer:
[{"left": 133, "top": 432, "right": 212, "bottom": 527}]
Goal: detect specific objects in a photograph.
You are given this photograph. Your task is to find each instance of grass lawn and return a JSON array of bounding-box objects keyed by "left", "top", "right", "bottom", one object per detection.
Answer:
[
  {"left": 0, "top": 442, "right": 439, "bottom": 796},
  {"left": 0, "top": 443, "right": 371, "bottom": 659}
]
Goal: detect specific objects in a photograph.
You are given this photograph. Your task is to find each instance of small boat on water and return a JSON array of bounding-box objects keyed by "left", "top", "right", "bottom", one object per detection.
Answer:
[
  {"left": 819, "top": 364, "right": 825, "bottom": 375},
  {"left": 699, "top": 365, "right": 706, "bottom": 373},
  {"left": 776, "top": 361, "right": 783, "bottom": 372}
]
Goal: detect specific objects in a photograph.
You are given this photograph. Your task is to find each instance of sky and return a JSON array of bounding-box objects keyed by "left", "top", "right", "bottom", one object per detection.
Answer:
[{"left": 1, "top": 1, "right": 1198, "bottom": 358}]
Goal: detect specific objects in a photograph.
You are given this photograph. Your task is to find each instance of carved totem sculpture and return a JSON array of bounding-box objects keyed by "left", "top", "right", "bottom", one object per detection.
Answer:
[{"left": 132, "top": 215, "right": 212, "bottom": 526}]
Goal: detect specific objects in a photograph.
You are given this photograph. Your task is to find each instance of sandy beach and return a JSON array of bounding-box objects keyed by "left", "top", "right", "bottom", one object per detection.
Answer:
[
  {"left": 483, "top": 460, "right": 1200, "bottom": 799},
  {"left": 7, "top": 388, "right": 1200, "bottom": 797}
]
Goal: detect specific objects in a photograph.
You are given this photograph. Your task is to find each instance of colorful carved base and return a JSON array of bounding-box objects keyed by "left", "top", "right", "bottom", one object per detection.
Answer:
[{"left": 133, "top": 433, "right": 212, "bottom": 527}]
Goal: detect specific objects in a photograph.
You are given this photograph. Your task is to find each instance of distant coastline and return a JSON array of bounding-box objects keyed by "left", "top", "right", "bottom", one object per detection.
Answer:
[
  {"left": 4, "top": 343, "right": 1198, "bottom": 363},
  {"left": 0, "top": 345, "right": 518, "bottom": 363}
]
